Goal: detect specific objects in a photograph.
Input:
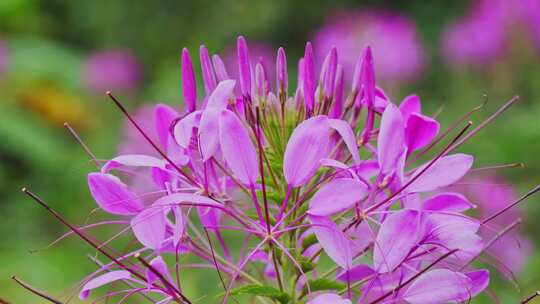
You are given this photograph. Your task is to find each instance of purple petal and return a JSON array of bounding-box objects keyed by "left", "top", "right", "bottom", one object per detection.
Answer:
[
  {"left": 309, "top": 215, "right": 352, "bottom": 269},
  {"left": 102, "top": 154, "right": 165, "bottom": 173},
  {"left": 212, "top": 54, "right": 230, "bottom": 81},
  {"left": 399, "top": 94, "right": 421, "bottom": 121},
  {"left": 173, "top": 110, "right": 201, "bottom": 148},
  {"left": 206, "top": 79, "right": 236, "bottom": 109},
  {"left": 147, "top": 256, "right": 173, "bottom": 287},
  {"left": 351, "top": 53, "right": 362, "bottom": 97},
  {"left": 154, "top": 103, "right": 178, "bottom": 151},
  {"left": 218, "top": 109, "right": 259, "bottom": 185},
  {"left": 172, "top": 206, "right": 185, "bottom": 247},
  {"left": 80, "top": 270, "right": 132, "bottom": 299},
  {"left": 308, "top": 178, "right": 367, "bottom": 216},
  {"left": 466, "top": 269, "right": 490, "bottom": 297},
  {"left": 408, "top": 154, "right": 474, "bottom": 193},
  {"left": 198, "top": 81, "right": 236, "bottom": 161},
  {"left": 237, "top": 36, "right": 252, "bottom": 97},
  {"left": 359, "top": 46, "right": 375, "bottom": 107},
  {"left": 255, "top": 62, "right": 268, "bottom": 98},
  {"left": 198, "top": 108, "right": 221, "bottom": 161},
  {"left": 424, "top": 213, "right": 483, "bottom": 261},
  {"left": 405, "top": 113, "right": 440, "bottom": 152},
  {"left": 403, "top": 269, "right": 472, "bottom": 304},
  {"left": 198, "top": 206, "right": 222, "bottom": 229},
  {"left": 321, "top": 47, "right": 337, "bottom": 99},
  {"left": 373, "top": 87, "right": 390, "bottom": 112},
  {"left": 276, "top": 47, "right": 288, "bottom": 94},
  {"left": 181, "top": 48, "right": 197, "bottom": 112},
  {"left": 377, "top": 103, "right": 405, "bottom": 175},
  {"left": 199, "top": 45, "right": 217, "bottom": 95},
  {"left": 303, "top": 42, "right": 315, "bottom": 112},
  {"left": 336, "top": 264, "right": 375, "bottom": 283},
  {"left": 87, "top": 173, "right": 143, "bottom": 215},
  {"left": 154, "top": 193, "right": 223, "bottom": 208},
  {"left": 283, "top": 116, "right": 331, "bottom": 187},
  {"left": 131, "top": 206, "right": 166, "bottom": 249},
  {"left": 423, "top": 192, "right": 475, "bottom": 212},
  {"left": 374, "top": 209, "right": 421, "bottom": 273},
  {"left": 308, "top": 293, "right": 351, "bottom": 304},
  {"left": 330, "top": 64, "right": 344, "bottom": 119},
  {"left": 328, "top": 118, "right": 361, "bottom": 164}
]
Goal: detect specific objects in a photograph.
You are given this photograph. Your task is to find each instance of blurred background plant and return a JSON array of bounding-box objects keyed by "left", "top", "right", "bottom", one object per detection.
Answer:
[{"left": 1, "top": 0, "right": 539, "bottom": 302}]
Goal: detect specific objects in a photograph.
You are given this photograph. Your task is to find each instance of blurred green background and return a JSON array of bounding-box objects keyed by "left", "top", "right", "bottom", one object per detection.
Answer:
[{"left": 1, "top": 0, "right": 539, "bottom": 302}]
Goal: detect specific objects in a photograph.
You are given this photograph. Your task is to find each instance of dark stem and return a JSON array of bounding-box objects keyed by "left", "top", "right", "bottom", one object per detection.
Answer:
[
  {"left": 135, "top": 254, "right": 191, "bottom": 304},
  {"left": 448, "top": 95, "right": 519, "bottom": 153},
  {"left": 410, "top": 97, "right": 486, "bottom": 164},
  {"left": 203, "top": 229, "right": 232, "bottom": 298},
  {"left": 368, "top": 249, "right": 459, "bottom": 304},
  {"left": 365, "top": 121, "right": 473, "bottom": 215},
  {"left": 522, "top": 291, "right": 540, "bottom": 304},
  {"left": 482, "top": 185, "right": 540, "bottom": 225},
  {"left": 63, "top": 122, "right": 101, "bottom": 168},
  {"left": 12, "top": 276, "right": 63, "bottom": 304},
  {"left": 21, "top": 188, "right": 147, "bottom": 283},
  {"left": 461, "top": 218, "right": 521, "bottom": 271}
]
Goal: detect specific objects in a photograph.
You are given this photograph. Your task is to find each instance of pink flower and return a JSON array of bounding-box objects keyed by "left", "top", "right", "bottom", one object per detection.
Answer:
[
  {"left": 441, "top": 0, "right": 540, "bottom": 67},
  {"left": 313, "top": 9, "right": 426, "bottom": 84},
  {"left": 82, "top": 48, "right": 142, "bottom": 93},
  {"left": 21, "top": 36, "right": 537, "bottom": 304}
]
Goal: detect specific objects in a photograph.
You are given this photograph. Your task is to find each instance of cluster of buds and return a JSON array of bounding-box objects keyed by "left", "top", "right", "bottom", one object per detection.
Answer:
[{"left": 19, "top": 36, "right": 539, "bottom": 304}]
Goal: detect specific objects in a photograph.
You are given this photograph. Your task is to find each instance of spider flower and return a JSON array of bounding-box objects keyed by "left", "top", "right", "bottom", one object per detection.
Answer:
[
  {"left": 313, "top": 9, "right": 426, "bottom": 85},
  {"left": 20, "top": 36, "right": 537, "bottom": 304},
  {"left": 82, "top": 48, "right": 142, "bottom": 93}
]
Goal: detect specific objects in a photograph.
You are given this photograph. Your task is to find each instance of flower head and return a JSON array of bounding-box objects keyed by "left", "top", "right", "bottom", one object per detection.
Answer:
[{"left": 20, "top": 36, "right": 537, "bottom": 304}]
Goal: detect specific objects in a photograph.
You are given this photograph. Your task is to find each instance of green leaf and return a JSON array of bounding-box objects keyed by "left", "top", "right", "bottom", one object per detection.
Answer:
[
  {"left": 298, "top": 255, "right": 315, "bottom": 273},
  {"left": 301, "top": 234, "right": 317, "bottom": 250},
  {"left": 229, "top": 284, "right": 291, "bottom": 304},
  {"left": 303, "top": 278, "right": 345, "bottom": 295}
]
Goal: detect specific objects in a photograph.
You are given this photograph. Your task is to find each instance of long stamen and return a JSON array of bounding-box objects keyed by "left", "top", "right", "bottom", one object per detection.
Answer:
[
  {"left": 470, "top": 162, "right": 524, "bottom": 172},
  {"left": 461, "top": 218, "right": 522, "bottom": 271},
  {"left": 21, "top": 188, "right": 147, "bottom": 282},
  {"left": 482, "top": 185, "right": 540, "bottom": 225},
  {"left": 135, "top": 254, "right": 191, "bottom": 304},
  {"left": 63, "top": 122, "right": 101, "bottom": 168},
  {"left": 254, "top": 106, "right": 285, "bottom": 291},
  {"left": 448, "top": 95, "right": 519, "bottom": 153},
  {"left": 522, "top": 291, "right": 540, "bottom": 304},
  {"left": 410, "top": 98, "right": 486, "bottom": 163},
  {"left": 12, "top": 276, "right": 63, "bottom": 304},
  {"left": 203, "top": 229, "right": 230, "bottom": 294},
  {"left": 255, "top": 108, "right": 272, "bottom": 234},
  {"left": 366, "top": 121, "right": 473, "bottom": 214},
  {"left": 368, "top": 249, "right": 459, "bottom": 304},
  {"left": 106, "top": 92, "right": 199, "bottom": 187}
]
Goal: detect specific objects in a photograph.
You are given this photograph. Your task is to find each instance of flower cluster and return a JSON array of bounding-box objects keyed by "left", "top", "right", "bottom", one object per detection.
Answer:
[
  {"left": 313, "top": 9, "right": 425, "bottom": 85},
  {"left": 21, "top": 36, "right": 537, "bottom": 303},
  {"left": 441, "top": 0, "right": 540, "bottom": 66},
  {"left": 82, "top": 48, "right": 142, "bottom": 94}
]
